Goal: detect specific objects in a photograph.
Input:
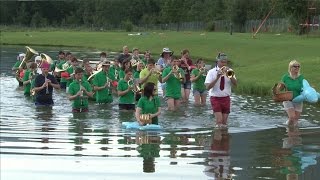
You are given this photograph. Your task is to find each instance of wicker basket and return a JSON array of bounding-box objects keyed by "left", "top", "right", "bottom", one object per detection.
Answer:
[
  {"left": 272, "top": 82, "right": 293, "bottom": 102},
  {"left": 139, "top": 114, "right": 152, "bottom": 124}
]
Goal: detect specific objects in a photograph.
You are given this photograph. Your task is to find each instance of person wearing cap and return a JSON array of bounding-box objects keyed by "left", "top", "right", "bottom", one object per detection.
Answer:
[
  {"left": 68, "top": 67, "right": 93, "bottom": 113},
  {"left": 33, "top": 62, "right": 60, "bottom": 106},
  {"left": 139, "top": 58, "right": 162, "bottom": 96},
  {"left": 162, "top": 56, "right": 185, "bottom": 111},
  {"left": 93, "top": 60, "right": 115, "bottom": 103},
  {"left": 180, "top": 49, "right": 195, "bottom": 103},
  {"left": 34, "top": 55, "right": 42, "bottom": 74},
  {"left": 22, "top": 62, "right": 38, "bottom": 96},
  {"left": 157, "top": 47, "right": 173, "bottom": 97},
  {"left": 12, "top": 53, "right": 26, "bottom": 86},
  {"left": 117, "top": 45, "right": 131, "bottom": 64},
  {"left": 205, "top": 53, "right": 237, "bottom": 128}
]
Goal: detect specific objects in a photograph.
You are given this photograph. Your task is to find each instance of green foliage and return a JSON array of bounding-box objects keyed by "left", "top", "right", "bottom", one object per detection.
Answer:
[
  {"left": 205, "top": 21, "right": 215, "bottom": 32},
  {"left": 122, "top": 20, "right": 134, "bottom": 32}
]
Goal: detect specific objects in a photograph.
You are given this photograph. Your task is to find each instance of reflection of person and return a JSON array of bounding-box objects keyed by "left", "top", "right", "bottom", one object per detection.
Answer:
[
  {"left": 204, "top": 128, "right": 232, "bottom": 179},
  {"left": 33, "top": 62, "right": 60, "bottom": 106},
  {"left": 281, "top": 60, "right": 304, "bottom": 126},
  {"left": 136, "top": 131, "right": 161, "bottom": 173},
  {"left": 205, "top": 53, "right": 237, "bottom": 128},
  {"left": 135, "top": 82, "right": 161, "bottom": 125},
  {"left": 68, "top": 67, "right": 93, "bottom": 113},
  {"left": 35, "top": 105, "right": 54, "bottom": 145}
]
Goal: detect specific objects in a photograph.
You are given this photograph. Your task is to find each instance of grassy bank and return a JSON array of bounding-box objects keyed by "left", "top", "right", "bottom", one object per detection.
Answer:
[{"left": 1, "top": 31, "right": 319, "bottom": 99}]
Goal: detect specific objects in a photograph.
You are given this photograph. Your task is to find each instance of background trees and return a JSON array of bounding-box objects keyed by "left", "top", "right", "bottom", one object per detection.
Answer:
[{"left": 0, "top": 0, "right": 319, "bottom": 34}]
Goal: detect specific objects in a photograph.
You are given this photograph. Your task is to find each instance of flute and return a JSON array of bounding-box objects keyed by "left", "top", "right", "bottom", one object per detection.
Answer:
[{"left": 79, "top": 79, "right": 84, "bottom": 106}]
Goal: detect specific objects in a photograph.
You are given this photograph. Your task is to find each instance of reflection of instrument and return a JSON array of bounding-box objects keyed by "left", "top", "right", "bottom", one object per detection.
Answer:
[
  {"left": 16, "top": 46, "right": 39, "bottom": 78},
  {"left": 139, "top": 114, "right": 151, "bottom": 124},
  {"left": 128, "top": 78, "right": 141, "bottom": 93},
  {"left": 220, "top": 66, "right": 234, "bottom": 78},
  {"left": 172, "top": 65, "right": 183, "bottom": 81}
]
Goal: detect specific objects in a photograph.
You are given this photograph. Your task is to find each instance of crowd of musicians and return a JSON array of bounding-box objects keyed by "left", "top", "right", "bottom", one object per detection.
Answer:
[{"left": 12, "top": 46, "right": 237, "bottom": 127}]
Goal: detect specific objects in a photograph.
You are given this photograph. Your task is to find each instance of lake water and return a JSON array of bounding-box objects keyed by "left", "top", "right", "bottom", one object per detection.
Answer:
[{"left": 1, "top": 45, "right": 320, "bottom": 180}]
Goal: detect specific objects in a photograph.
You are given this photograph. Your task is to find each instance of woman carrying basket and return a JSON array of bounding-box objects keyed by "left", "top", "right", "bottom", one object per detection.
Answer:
[{"left": 281, "top": 60, "right": 304, "bottom": 126}]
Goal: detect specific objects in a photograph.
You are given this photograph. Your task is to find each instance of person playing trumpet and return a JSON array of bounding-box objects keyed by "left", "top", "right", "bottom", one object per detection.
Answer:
[
  {"left": 139, "top": 58, "right": 162, "bottom": 96},
  {"left": 190, "top": 58, "right": 207, "bottom": 106},
  {"left": 22, "top": 62, "right": 38, "bottom": 97},
  {"left": 68, "top": 68, "right": 93, "bottom": 113},
  {"left": 135, "top": 82, "right": 161, "bottom": 125},
  {"left": 162, "top": 56, "right": 186, "bottom": 111},
  {"left": 117, "top": 69, "right": 136, "bottom": 110},
  {"left": 205, "top": 53, "right": 237, "bottom": 128}
]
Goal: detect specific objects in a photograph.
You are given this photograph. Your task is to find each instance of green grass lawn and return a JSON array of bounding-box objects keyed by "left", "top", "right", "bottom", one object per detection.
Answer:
[{"left": 1, "top": 31, "right": 319, "bottom": 96}]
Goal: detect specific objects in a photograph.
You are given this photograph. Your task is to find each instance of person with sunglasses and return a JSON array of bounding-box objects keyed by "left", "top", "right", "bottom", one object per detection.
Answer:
[{"left": 281, "top": 60, "right": 304, "bottom": 126}]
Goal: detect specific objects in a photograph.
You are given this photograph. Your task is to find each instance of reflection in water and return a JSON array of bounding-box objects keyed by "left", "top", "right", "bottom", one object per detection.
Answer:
[
  {"left": 35, "top": 106, "right": 53, "bottom": 148},
  {"left": 136, "top": 131, "right": 161, "bottom": 173},
  {"left": 204, "top": 128, "right": 233, "bottom": 179}
]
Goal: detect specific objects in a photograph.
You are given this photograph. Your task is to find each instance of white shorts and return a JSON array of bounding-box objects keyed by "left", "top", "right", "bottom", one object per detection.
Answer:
[{"left": 283, "top": 101, "right": 303, "bottom": 112}]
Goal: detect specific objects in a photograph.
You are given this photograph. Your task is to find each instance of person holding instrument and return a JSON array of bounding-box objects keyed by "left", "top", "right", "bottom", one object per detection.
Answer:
[
  {"left": 117, "top": 69, "right": 136, "bottom": 110},
  {"left": 135, "top": 82, "right": 161, "bottom": 126},
  {"left": 205, "top": 53, "right": 237, "bottom": 128},
  {"left": 68, "top": 67, "right": 93, "bottom": 113},
  {"left": 33, "top": 62, "right": 60, "bottom": 106}
]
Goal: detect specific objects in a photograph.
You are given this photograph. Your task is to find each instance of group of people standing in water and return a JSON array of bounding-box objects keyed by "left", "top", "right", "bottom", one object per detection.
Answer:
[{"left": 12, "top": 45, "right": 308, "bottom": 127}]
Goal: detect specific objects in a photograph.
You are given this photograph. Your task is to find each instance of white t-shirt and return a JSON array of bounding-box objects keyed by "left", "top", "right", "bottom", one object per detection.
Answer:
[{"left": 205, "top": 67, "right": 235, "bottom": 97}]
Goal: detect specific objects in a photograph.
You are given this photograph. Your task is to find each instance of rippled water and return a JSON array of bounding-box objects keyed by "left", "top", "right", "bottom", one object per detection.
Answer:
[{"left": 1, "top": 45, "right": 320, "bottom": 180}]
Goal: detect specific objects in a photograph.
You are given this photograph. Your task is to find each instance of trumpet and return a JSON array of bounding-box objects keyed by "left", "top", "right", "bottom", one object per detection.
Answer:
[
  {"left": 151, "top": 68, "right": 162, "bottom": 75},
  {"left": 172, "top": 65, "right": 183, "bottom": 81},
  {"left": 128, "top": 78, "right": 142, "bottom": 93},
  {"left": 139, "top": 114, "right": 151, "bottom": 124},
  {"left": 199, "top": 67, "right": 207, "bottom": 76},
  {"left": 220, "top": 66, "right": 235, "bottom": 78}
]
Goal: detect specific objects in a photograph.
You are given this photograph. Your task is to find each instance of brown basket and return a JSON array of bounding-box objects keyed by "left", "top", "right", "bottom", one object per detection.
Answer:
[
  {"left": 272, "top": 83, "right": 293, "bottom": 102},
  {"left": 139, "top": 114, "right": 152, "bottom": 124}
]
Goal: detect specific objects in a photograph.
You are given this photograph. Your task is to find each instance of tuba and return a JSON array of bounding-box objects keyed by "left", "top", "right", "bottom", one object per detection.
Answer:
[
  {"left": 220, "top": 66, "right": 234, "bottom": 78},
  {"left": 172, "top": 65, "right": 183, "bottom": 81},
  {"left": 16, "top": 46, "right": 39, "bottom": 77},
  {"left": 40, "top": 53, "right": 53, "bottom": 66}
]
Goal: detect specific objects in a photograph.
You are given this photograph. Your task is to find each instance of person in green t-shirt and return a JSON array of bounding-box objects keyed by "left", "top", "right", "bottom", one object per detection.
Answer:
[
  {"left": 281, "top": 60, "right": 304, "bottom": 126},
  {"left": 23, "top": 62, "right": 38, "bottom": 96},
  {"left": 117, "top": 69, "right": 135, "bottom": 110},
  {"left": 134, "top": 62, "right": 144, "bottom": 101},
  {"left": 93, "top": 61, "right": 114, "bottom": 104},
  {"left": 68, "top": 68, "right": 93, "bottom": 113},
  {"left": 135, "top": 82, "right": 161, "bottom": 125},
  {"left": 162, "top": 56, "right": 185, "bottom": 111},
  {"left": 190, "top": 58, "right": 207, "bottom": 106},
  {"left": 139, "top": 58, "right": 162, "bottom": 95}
]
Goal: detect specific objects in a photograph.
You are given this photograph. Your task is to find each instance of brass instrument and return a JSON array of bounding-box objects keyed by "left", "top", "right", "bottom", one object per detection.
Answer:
[
  {"left": 16, "top": 46, "right": 39, "bottom": 79},
  {"left": 130, "top": 55, "right": 141, "bottom": 67},
  {"left": 87, "top": 69, "right": 102, "bottom": 81},
  {"left": 127, "top": 78, "right": 142, "bottom": 93},
  {"left": 220, "top": 66, "right": 234, "bottom": 78},
  {"left": 172, "top": 65, "right": 183, "bottom": 81},
  {"left": 29, "top": 71, "right": 37, "bottom": 96},
  {"left": 79, "top": 79, "right": 84, "bottom": 106},
  {"left": 54, "top": 61, "right": 70, "bottom": 72},
  {"left": 139, "top": 114, "right": 151, "bottom": 124},
  {"left": 199, "top": 67, "right": 207, "bottom": 76},
  {"left": 40, "top": 53, "right": 53, "bottom": 65}
]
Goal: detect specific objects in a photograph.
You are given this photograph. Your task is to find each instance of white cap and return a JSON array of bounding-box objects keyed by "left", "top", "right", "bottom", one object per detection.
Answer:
[
  {"left": 17, "top": 53, "right": 26, "bottom": 60},
  {"left": 35, "top": 56, "right": 41, "bottom": 62}
]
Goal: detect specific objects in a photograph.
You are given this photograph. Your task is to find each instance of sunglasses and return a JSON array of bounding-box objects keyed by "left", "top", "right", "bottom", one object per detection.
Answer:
[{"left": 292, "top": 65, "right": 300, "bottom": 68}]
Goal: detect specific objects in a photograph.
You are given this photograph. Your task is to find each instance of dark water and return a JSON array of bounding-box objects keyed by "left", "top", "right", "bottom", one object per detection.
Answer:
[{"left": 1, "top": 45, "right": 320, "bottom": 180}]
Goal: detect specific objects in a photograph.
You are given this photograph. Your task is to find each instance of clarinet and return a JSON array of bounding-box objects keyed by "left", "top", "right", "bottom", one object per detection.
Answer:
[{"left": 79, "top": 79, "right": 84, "bottom": 106}]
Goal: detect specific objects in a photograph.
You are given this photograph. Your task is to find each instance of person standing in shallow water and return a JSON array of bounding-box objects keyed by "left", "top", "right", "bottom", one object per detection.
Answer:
[
  {"left": 205, "top": 53, "right": 237, "bottom": 128},
  {"left": 281, "top": 60, "right": 304, "bottom": 126}
]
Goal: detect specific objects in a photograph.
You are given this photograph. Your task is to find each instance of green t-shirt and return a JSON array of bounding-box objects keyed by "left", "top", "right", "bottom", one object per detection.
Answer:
[
  {"left": 13, "top": 61, "right": 22, "bottom": 69},
  {"left": 140, "top": 68, "right": 160, "bottom": 94},
  {"left": 191, "top": 68, "right": 206, "bottom": 91},
  {"left": 162, "top": 67, "right": 184, "bottom": 99},
  {"left": 117, "top": 79, "right": 135, "bottom": 104},
  {"left": 22, "top": 70, "right": 32, "bottom": 95},
  {"left": 68, "top": 80, "right": 92, "bottom": 108},
  {"left": 109, "top": 65, "right": 121, "bottom": 81},
  {"left": 118, "top": 69, "right": 125, "bottom": 80},
  {"left": 134, "top": 70, "right": 141, "bottom": 79},
  {"left": 281, "top": 73, "right": 304, "bottom": 98},
  {"left": 92, "top": 70, "right": 114, "bottom": 103},
  {"left": 66, "top": 66, "right": 76, "bottom": 87},
  {"left": 58, "top": 60, "right": 68, "bottom": 83},
  {"left": 137, "top": 96, "right": 161, "bottom": 124}
]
